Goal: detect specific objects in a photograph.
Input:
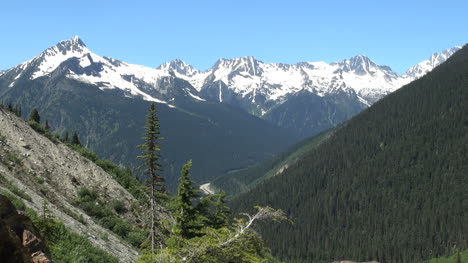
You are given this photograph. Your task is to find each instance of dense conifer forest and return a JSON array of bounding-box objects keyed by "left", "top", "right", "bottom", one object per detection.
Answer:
[{"left": 229, "top": 45, "right": 468, "bottom": 263}]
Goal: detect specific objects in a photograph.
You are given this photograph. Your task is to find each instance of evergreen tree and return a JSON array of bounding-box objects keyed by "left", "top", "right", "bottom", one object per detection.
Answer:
[
  {"left": 175, "top": 160, "right": 201, "bottom": 239},
  {"left": 7, "top": 102, "right": 13, "bottom": 112},
  {"left": 71, "top": 132, "right": 81, "bottom": 146},
  {"left": 45, "top": 120, "right": 50, "bottom": 131},
  {"left": 197, "top": 192, "right": 230, "bottom": 229},
  {"left": 36, "top": 199, "right": 57, "bottom": 241},
  {"left": 61, "top": 131, "right": 69, "bottom": 143},
  {"left": 137, "top": 103, "right": 163, "bottom": 253},
  {"left": 29, "top": 108, "right": 40, "bottom": 123},
  {"left": 14, "top": 104, "right": 21, "bottom": 117},
  {"left": 211, "top": 192, "right": 230, "bottom": 229}
]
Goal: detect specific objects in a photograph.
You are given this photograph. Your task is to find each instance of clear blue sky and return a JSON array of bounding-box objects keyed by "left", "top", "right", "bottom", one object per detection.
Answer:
[{"left": 1, "top": 0, "right": 467, "bottom": 73}]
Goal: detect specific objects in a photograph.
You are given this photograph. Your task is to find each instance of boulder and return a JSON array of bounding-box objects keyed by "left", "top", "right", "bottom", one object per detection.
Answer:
[
  {"left": 31, "top": 251, "right": 51, "bottom": 263},
  {"left": 0, "top": 194, "right": 52, "bottom": 263}
]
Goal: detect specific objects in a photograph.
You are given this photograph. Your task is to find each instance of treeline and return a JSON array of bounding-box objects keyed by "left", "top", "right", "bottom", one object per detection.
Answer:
[
  {"left": 0, "top": 102, "right": 81, "bottom": 145},
  {"left": 212, "top": 130, "right": 332, "bottom": 196},
  {"left": 229, "top": 46, "right": 468, "bottom": 263}
]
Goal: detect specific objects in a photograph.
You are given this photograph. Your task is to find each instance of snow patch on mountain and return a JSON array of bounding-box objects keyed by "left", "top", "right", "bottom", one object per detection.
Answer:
[
  {"left": 30, "top": 36, "right": 89, "bottom": 79},
  {"left": 8, "top": 36, "right": 187, "bottom": 105},
  {"left": 2, "top": 36, "right": 460, "bottom": 110},
  {"left": 199, "top": 55, "right": 411, "bottom": 105},
  {"left": 403, "top": 47, "right": 461, "bottom": 79}
]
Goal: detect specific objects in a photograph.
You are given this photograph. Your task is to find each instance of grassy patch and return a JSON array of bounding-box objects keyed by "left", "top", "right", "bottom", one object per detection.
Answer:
[
  {"left": 68, "top": 144, "right": 148, "bottom": 204},
  {"left": 424, "top": 250, "right": 468, "bottom": 263},
  {"left": 28, "top": 121, "right": 60, "bottom": 144},
  {"left": 75, "top": 187, "right": 147, "bottom": 248},
  {"left": 0, "top": 190, "right": 27, "bottom": 211},
  {"left": 0, "top": 174, "right": 32, "bottom": 201}
]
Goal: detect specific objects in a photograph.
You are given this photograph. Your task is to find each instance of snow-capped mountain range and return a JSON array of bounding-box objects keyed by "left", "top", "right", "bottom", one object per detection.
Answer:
[
  {"left": 4, "top": 36, "right": 460, "bottom": 112},
  {"left": 1, "top": 36, "right": 461, "bottom": 120}
]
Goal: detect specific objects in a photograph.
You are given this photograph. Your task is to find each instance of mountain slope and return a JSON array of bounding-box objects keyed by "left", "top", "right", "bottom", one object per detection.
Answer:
[
  {"left": 212, "top": 129, "right": 333, "bottom": 196},
  {"left": 0, "top": 108, "right": 142, "bottom": 262},
  {"left": 0, "top": 68, "right": 297, "bottom": 190},
  {"left": 228, "top": 45, "right": 468, "bottom": 262}
]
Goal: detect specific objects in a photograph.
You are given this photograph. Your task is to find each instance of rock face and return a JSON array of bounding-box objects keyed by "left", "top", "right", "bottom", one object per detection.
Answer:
[{"left": 0, "top": 194, "right": 51, "bottom": 263}]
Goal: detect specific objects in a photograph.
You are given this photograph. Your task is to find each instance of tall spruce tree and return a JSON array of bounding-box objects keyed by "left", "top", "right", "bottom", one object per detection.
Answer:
[
  {"left": 175, "top": 160, "right": 201, "bottom": 239},
  {"left": 137, "top": 103, "right": 163, "bottom": 254},
  {"left": 71, "top": 132, "right": 81, "bottom": 146},
  {"left": 197, "top": 192, "right": 230, "bottom": 229},
  {"left": 14, "top": 104, "right": 21, "bottom": 117},
  {"left": 29, "top": 108, "right": 40, "bottom": 123},
  {"left": 211, "top": 192, "right": 230, "bottom": 229},
  {"left": 61, "top": 131, "right": 69, "bottom": 143}
]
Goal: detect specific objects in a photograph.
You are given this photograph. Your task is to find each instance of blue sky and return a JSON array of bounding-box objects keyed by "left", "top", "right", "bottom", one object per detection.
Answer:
[{"left": 1, "top": 0, "right": 467, "bottom": 73}]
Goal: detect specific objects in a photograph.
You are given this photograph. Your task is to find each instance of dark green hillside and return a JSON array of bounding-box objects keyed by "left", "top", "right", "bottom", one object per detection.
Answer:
[
  {"left": 229, "top": 46, "right": 468, "bottom": 263},
  {"left": 0, "top": 73, "right": 298, "bottom": 191},
  {"left": 264, "top": 89, "right": 365, "bottom": 139},
  {"left": 212, "top": 130, "right": 333, "bottom": 196}
]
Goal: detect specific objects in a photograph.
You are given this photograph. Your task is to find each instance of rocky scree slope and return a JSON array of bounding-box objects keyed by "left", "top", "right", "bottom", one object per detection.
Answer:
[{"left": 0, "top": 108, "right": 157, "bottom": 262}]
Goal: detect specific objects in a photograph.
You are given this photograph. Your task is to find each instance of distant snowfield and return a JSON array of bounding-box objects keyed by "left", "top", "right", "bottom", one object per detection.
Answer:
[{"left": 4, "top": 36, "right": 461, "bottom": 111}]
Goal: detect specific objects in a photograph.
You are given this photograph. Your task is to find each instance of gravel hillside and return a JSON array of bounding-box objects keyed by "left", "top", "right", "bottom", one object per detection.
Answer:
[{"left": 0, "top": 108, "right": 141, "bottom": 262}]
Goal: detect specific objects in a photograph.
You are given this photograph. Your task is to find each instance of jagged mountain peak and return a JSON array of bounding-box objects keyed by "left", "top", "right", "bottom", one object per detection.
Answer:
[
  {"left": 215, "top": 56, "right": 261, "bottom": 67},
  {"left": 349, "top": 54, "right": 372, "bottom": 62},
  {"left": 213, "top": 56, "right": 263, "bottom": 76},
  {"left": 21, "top": 35, "right": 92, "bottom": 80},
  {"left": 157, "top": 59, "right": 198, "bottom": 76},
  {"left": 334, "top": 55, "right": 378, "bottom": 74},
  {"left": 51, "top": 35, "right": 87, "bottom": 55},
  {"left": 329, "top": 54, "right": 400, "bottom": 83},
  {"left": 403, "top": 46, "right": 462, "bottom": 79}
]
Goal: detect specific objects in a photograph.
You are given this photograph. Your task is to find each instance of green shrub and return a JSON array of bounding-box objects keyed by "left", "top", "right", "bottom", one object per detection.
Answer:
[
  {"left": 69, "top": 144, "right": 99, "bottom": 162},
  {"left": 112, "top": 200, "right": 126, "bottom": 214},
  {"left": 49, "top": 223, "right": 118, "bottom": 263},
  {"left": 0, "top": 190, "right": 26, "bottom": 211},
  {"left": 4, "top": 152, "right": 22, "bottom": 166},
  {"left": 35, "top": 176, "right": 45, "bottom": 184},
  {"left": 75, "top": 187, "right": 147, "bottom": 247},
  {"left": 28, "top": 120, "right": 59, "bottom": 143},
  {"left": 28, "top": 120, "right": 45, "bottom": 134},
  {"left": 77, "top": 187, "right": 98, "bottom": 201},
  {"left": 0, "top": 175, "right": 31, "bottom": 201},
  {"left": 127, "top": 229, "right": 147, "bottom": 248},
  {"left": 112, "top": 219, "right": 131, "bottom": 237}
]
